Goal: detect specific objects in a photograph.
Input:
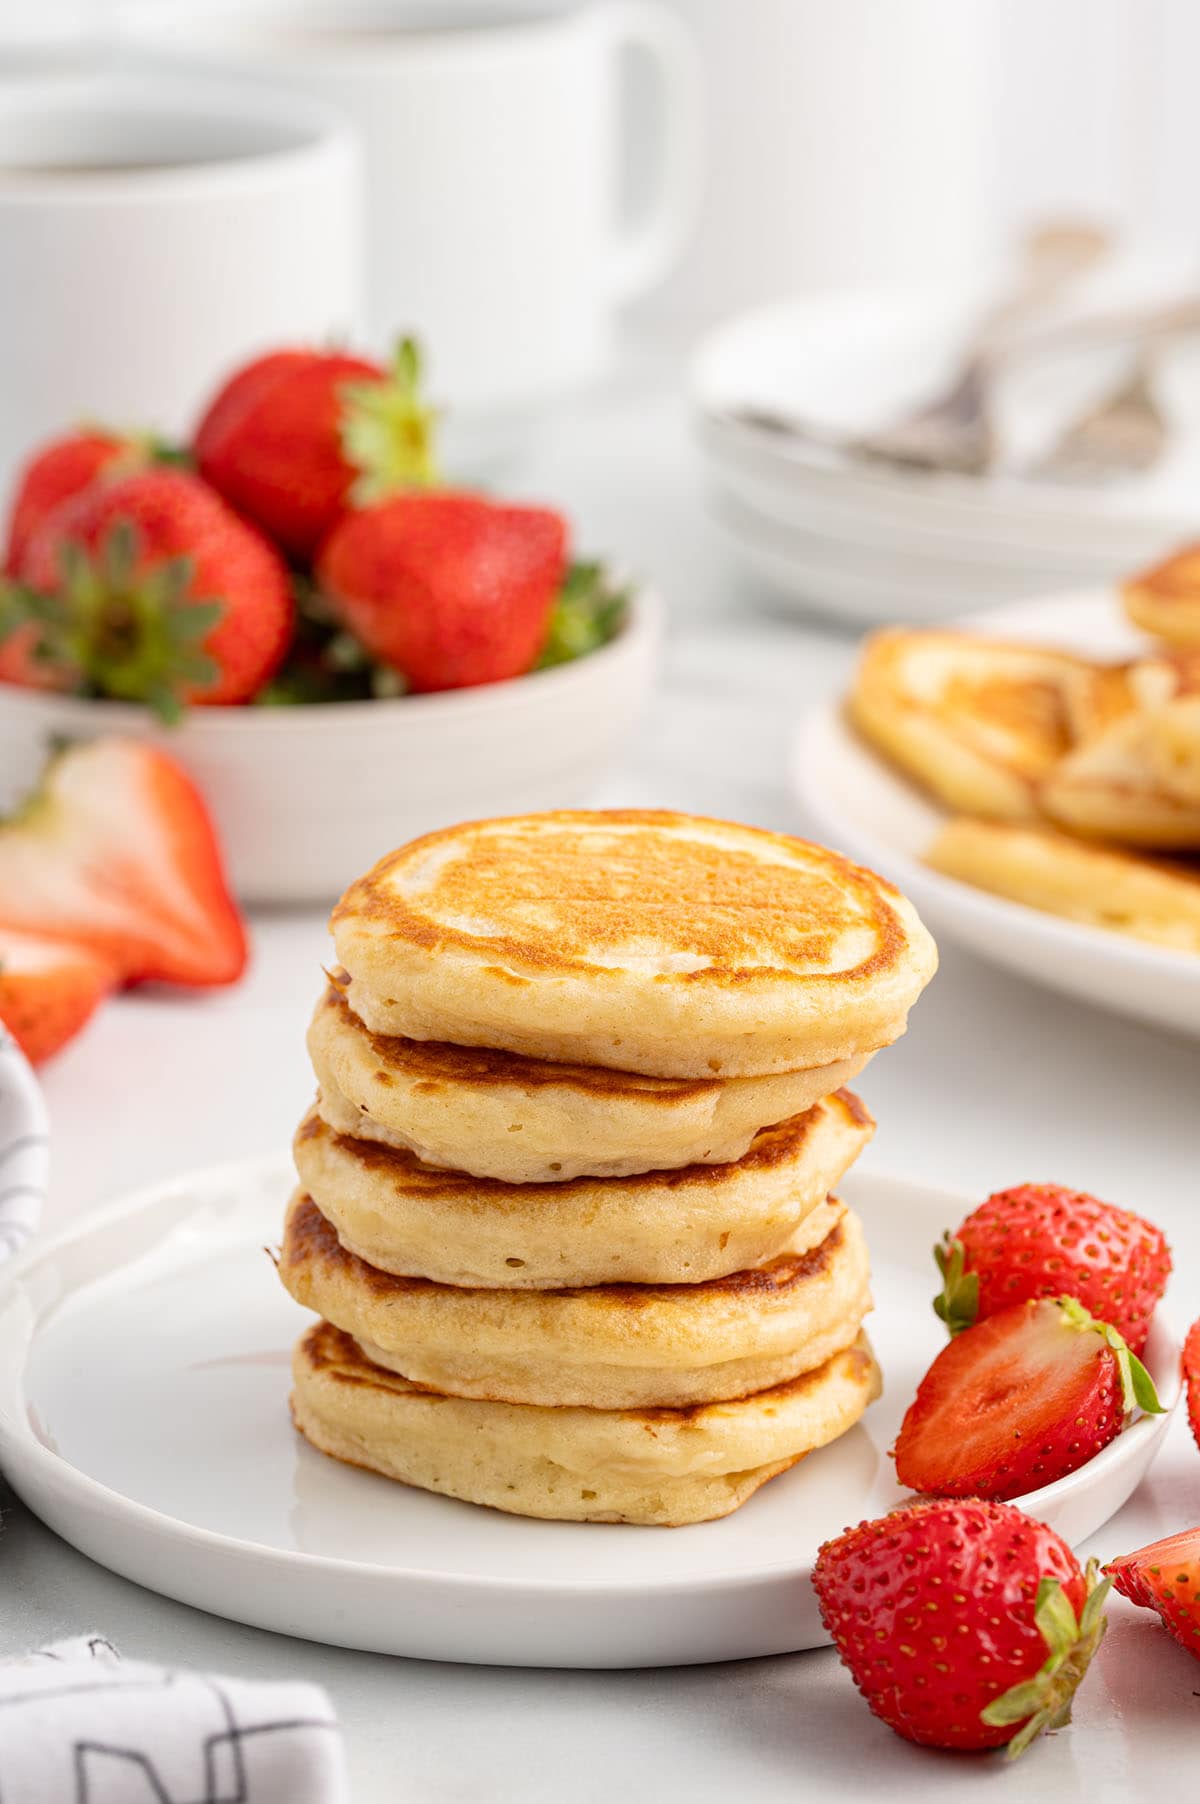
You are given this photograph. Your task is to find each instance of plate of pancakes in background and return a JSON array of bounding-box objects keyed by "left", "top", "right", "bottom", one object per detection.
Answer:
[
  {"left": 0, "top": 812, "right": 1178, "bottom": 1666},
  {"left": 796, "top": 562, "right": 1200, "bottom": 1041}
]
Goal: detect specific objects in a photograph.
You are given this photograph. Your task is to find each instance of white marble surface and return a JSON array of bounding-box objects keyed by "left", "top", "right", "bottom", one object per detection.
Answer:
[{"left": 5, "top": 364, "right": 1200, "bottom": 1801}]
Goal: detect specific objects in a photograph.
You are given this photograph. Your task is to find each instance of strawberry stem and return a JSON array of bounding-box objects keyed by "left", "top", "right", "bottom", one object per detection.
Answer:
[
  {"left": 982, "top": 1559, "right": 1111, "bottom": 1759},
  {"left": 932, "top": 1233, "right": 979, "bottom": 1336},
  {"left": 1057, "top": 1297, "right": 1165, "bottom": 1416},
  {"left": 340, "top": 335, "right": 441, "bottom": 505}
]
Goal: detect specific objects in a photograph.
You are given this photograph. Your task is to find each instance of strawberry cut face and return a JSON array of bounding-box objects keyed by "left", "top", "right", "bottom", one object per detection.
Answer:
[
  {"left": 1106, "top": 1529, "right": 1200, "bottom": 1662},
  {"left": 894, "top": 1297, "right": 1160, "bottom": 1500}
]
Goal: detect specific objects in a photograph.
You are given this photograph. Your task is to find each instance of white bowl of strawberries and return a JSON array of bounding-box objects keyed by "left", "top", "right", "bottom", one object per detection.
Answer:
[{"left": 0, "top": 341, "right": 660, "bottom": 903}]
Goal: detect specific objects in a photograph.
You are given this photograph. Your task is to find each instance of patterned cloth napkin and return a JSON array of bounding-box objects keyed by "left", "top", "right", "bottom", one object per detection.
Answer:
[
  {"left": 0, "top": 1636, "right": 348, "bottom": 1802},
  {"left": 0, "top": 1027, "right": 49, "bottom": 1264}
]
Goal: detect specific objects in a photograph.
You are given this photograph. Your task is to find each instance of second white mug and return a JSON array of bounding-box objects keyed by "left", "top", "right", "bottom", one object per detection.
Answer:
[{"left": 124, "top": 1, "right": 703, "bottom": 421}]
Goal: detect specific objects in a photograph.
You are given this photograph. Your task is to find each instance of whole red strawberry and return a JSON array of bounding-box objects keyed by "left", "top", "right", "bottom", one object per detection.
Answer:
[
  {"left": 194, "top": 338, "right": 438, "bottom": 560},
  {"left": 1184, "top": 1317, "right": 1200, "bottom": 1454},
  {"left": 934, "top": 1182, "right": 1171, "bottom": 1354},
  {"left": 894, "top": 1296, "right": 1163, "bottom": 1500},
  {"left": 4, "top": 429, "right": 134, "bottom": 573},
  {"left": 8, "top": 467, "right": 292, "bottom": 715},
  {"left": 1105, "top": 1529, "right": 1200, "bottom": 1663},
  {"left": 317, "top": 491, "right": 569, "bottom": 692},
  {"left": 814, "top": 1497, "right": 1110, "bottom": 1754}
]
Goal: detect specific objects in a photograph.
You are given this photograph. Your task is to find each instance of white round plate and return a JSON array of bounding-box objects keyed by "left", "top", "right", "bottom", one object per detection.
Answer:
[
  {"left": 795, "top": 588, "right": 1200, "bottom": 1041},
  {"left": 0, "top": 1151, "right": 1179, "bottom": 1669}
]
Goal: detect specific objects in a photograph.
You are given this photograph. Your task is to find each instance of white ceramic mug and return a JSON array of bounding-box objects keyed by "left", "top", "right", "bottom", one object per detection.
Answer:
[
  {"left": 123, "top": 2, "right": 703, "bottom": 419},
  {"left": 0, "top": 76, "right": 362, "bottom": 487}
]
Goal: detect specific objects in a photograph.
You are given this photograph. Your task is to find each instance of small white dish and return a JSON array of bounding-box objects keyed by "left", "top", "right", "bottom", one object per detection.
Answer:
[
  {"left": 0, "top": 1028, "right": 49, "bottom": 1263},
  {"left": 0, "top": 586, "right": 661, "bottom": 906},
  {"left": 794, "top": 588, "right": 1200, "bottom": 1041},
  {"left": 0, "top": 1152, "right": 1178, "bottom": 1669}
]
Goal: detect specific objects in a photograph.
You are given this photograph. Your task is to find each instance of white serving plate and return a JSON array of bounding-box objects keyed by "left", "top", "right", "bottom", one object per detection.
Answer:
[
  {"left": 0, "top": 586, "right": 661, "bottom": 908},
  {"left": 0, "top": 1152, "right": 1178, "bottom": 1669},
  {"left": 795, "top": 588, "right": 1200, "bottom": 1041}
]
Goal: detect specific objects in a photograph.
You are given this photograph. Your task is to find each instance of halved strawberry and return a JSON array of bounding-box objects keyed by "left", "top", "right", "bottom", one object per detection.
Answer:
[
  {"left": 1105, "top": 1529, "right": 1200, "bottom": 1663},
  {"left": 0, "top": 738, "right": 247, "bottom": 988},
  {"left": 0, "top": 926, "right": 115, "bottom": 1063},
  {"left": 894, "top": 1296, "right": 1163, "bottom": 1500},
  {"left": 1184, "top": 1317, "right": 1200, "bottom": 1454},
  {"left": 934, "top": 1182, "right": 1171, "bottom": 1354}
]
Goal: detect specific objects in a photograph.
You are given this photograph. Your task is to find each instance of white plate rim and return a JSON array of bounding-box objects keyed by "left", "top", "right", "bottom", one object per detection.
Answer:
[{"left": 0, "top": 1153, "right": 1181, "bottom": 1604}]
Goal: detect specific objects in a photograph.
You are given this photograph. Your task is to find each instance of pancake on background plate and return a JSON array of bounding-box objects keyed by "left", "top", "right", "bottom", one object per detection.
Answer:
[
  {"left": 848, "top": 628, "right": 1090, "bottom": 822},
  {"left": 1124, "top": 546, "right": 1200, "bottom": 647},
  {"left": 927, "top": 817, "right": 1200, "bottom": 952}
]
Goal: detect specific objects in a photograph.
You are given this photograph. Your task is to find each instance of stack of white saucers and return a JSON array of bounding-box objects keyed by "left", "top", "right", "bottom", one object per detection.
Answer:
[{"left": 691, "top": 260, "right": 1200, "bottom": 625}]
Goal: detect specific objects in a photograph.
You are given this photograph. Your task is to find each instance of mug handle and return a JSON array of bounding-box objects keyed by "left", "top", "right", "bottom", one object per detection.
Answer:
[{"left": 601, "top": 0, "right": 704, "bottom": 304}]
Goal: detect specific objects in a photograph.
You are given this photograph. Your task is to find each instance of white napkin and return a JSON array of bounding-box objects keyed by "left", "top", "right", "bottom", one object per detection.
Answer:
[
  {"left": 0, "top": 1635, "right": 348, "bottom": 1803},
  {"left": 0, "top": 1026, "right": 49, "bottom": 1263}
]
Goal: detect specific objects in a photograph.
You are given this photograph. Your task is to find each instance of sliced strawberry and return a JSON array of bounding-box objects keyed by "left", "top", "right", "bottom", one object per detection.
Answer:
[
  {"left": 0, "top": 738, "right": 247, "bottom": 988},
  {"left": 1105, "top": 1529, "right": 1200, "bottom": 1662},
  {"left": 0, "top": 927, "right": 115, "bottom": 1063},
  {"left": 1184, "top": 1317, "right": 1200, "bottom": 1455},
  {"left": 894, "top": 1296, "right": 1163, "bottom": 1500},
  {"left": 934, "top": 1182, "right": 1171, "bottom": 1354}
]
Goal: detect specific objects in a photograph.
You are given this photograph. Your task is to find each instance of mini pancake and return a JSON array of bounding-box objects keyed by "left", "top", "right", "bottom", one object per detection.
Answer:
[
  {"left": 293, "top": 1089, "right": 874, "bottom": 1288},
  {"left": 1039, "top": 710, "right": 1200, "bottom": 848},
  {"left": 309, "top": 976, "right": 873, "bottom": 1183},
  {"left": 331, "top": 810, "right": 937, "bottom": 1078},
  {"left": 279, "top": 1192, "right": 872, "bottom": 1408},
  {"left": 1149, "top": 695, "right": 1200, "bottom": 804},
  {"left": 926, "top": 816, "right": 1200, "bottom": 953},
  {"left": 1124, "top": 547, "right": 1200, "bottom": 647},
  {"left": 849, "top": 628, "right": 1090, "bottom": 822},
  {"left": 290, "top": 1321, "right": 882, "bottom": 1525}
]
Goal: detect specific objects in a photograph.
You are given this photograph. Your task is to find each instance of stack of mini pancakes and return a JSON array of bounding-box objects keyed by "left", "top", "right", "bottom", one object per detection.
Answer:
[{"left": 280, "top": 810, "right": 937, "bottom": 1526}]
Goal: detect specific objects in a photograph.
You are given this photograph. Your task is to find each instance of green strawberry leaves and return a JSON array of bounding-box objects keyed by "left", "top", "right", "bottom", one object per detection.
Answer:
[
  {"left": 1057, "top": 1296, "right": 1165, "bottom": 1416},
  {"left": 536, "top": 561, "right": 631, "bottom": 669},
  {"left": 7, "top": 521, "right": 223, "bottom": 723},
  {"left": 982, "top": 1558, "right": 1112, "bottom": 1759},
  {"left": 341, "top": 335, "right": 441, "bottom": 504},
  {"left": 932, "top": 1233, "right": 979, "bottom": 1336}
]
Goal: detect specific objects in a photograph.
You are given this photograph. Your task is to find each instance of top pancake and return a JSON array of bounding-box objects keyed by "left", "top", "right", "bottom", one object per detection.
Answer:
[{"left": 331, "top": 810, "right": 937, "bottom": 1078}]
